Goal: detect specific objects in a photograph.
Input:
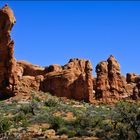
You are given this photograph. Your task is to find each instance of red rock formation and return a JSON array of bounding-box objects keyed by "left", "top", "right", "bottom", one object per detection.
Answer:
[
  {"left": 15, "top": 61, "right": 47, "bottom": 96},
  {"left": 95, "top": 55, "right": 126, "bottom": 101},
  {"left": 126, "top": 73, "right": 140, "bottom": 100},
  {"left": 17, "top": 60, "right": 47, "bottom": 77},
  {"left": 41, "top": 59, "right": 93, "bottom": 102},
  {"left": 18, "top": 75, "right": 44, "bottom": 91},
  {"left": 126, "top": 73, "right": 140, "bottom": 83},
  {"left": 107, "top": 55, "right": 126, "bottom": 94},
  {"left": 0, "top": 5, "right": 17, "bottom": 98},
  {"left": 1, "top": 4, "right": 140, "bottom": 103},
  {"left": 131, "top": 86, "right": 139, "bottom": 100},
  {"left": 95, "top": 61, "right": 110, "bottom": 99}
]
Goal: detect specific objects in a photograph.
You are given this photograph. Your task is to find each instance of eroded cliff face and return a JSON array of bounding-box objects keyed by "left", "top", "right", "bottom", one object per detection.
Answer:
[
  {"left": 40, "top": 59, "right": 93, "bottom": 102},
  {"left": 0, "top": 5, "right": 140, "bottom": 103},
  {"left": 95, "top": 55, "right": 126, "bottom": 102},
  {"left": 0, "top": 5, "right": 17, "bottom": 98}
]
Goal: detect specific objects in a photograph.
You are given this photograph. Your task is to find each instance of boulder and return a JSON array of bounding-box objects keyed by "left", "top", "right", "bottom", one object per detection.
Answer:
[{"left": 41, "top": 59, "right": 93, "bottom": 102}]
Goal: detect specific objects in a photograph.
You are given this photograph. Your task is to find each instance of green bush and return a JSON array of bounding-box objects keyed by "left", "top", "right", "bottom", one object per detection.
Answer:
[
  {"left": 0, "top": 117, "right": 11, "bottom": 133},
  {"left": 45, "top": 98, "right": 59, "bottom": 107},
  {"left": 30, "top": 112, "right": 51, "bottom": 124},
  {"left": 13, "top": 112, "right": 26, "bottom": 122},
  {"left": 76, "top": 129, "right": 92, "bottom": 137},
  {"left": 57, "top": 127, "right": 76, "bottom": 137},
  {"left": 20, "top": 104, "right": 35, "bottom": 115},
  {"left": 48, "top": 115, "right": 66, "bottom": 130},
  {"left": 108, "top": 101, "right": 140, "bottom": 139}
]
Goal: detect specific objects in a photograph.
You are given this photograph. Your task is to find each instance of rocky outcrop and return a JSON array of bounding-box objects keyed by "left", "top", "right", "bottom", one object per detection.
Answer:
[
  {"left": 107, "top": 55, "right": 126, "bottom": 94},
  {"left": 15, "top": 61, "right": 47, "bottom": 96},
  {"left": 96, "top": 61, "right": 110, "bottom": 99},
  {"left": 41, "top": 59, "right": 93, "bottom": 102},
  {"left": 126, "top": 73, "right": 140, "bottom": 83},
  {"left": 95, "top": 55, "right": 126, "bottom": 101},
  {"left": 131, "top": 86, "right": 139, "bottom": 100},
  {"left": 126, "top": 73, "right": 140, "bottom": 100},
  {"left": 0, "top": 5, "right": 17, "bottom": 98},
  {"left": 17, "top": 61, "right": 47, "bottom": 77},
  {"left": 18, "top": 75, "right": 44, "bottom": 92},
  {"left": 1, "top": 4, "right": 140, "bottom": 103}
]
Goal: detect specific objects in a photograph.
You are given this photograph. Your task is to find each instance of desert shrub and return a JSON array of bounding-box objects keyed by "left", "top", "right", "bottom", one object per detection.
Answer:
[
  {"left": 62, "top": 108, "right": 104, "bottom": 137},
  {"left": 0, "top": 117, "right": 11, "bottom": 133},
  {"left": 66, "top": 130, "right": 77, "bottom": 138},
  {"left": 20, "top": 117, "right": 29, "bottom": 127},
  {"left": 30, "top": 113, "right": 66, "bottom": 130},
  {"left": 100, "top": 120, "right": 113, "bottom": 132},
  {"left": 76, "top": 129, "right": 92, "bottom": 137},
  {"left": 30, "top": 112, "right": 50, "bottom": 124},
  {"left": 31, "top": 92, "right": 43, "bottom": 102},
  {"left": 95, "top": 130, "right": 105, "bottom": 138},
  {"left": 48, "top": 115, "right": 66, "bottom": 130},
  {"left": 57, "top": 127, "right": 68, "bottom": 135},
  {"left": 108, "top": 101, "right": 140, "bottom": 139},
  {"left": 12, "top": 112, "right": 29, "bottom": 128},
  {"left": 33, "top": 96, "right": 41, "bottom": 102},
  {"left": 44, "top": 98, "right": 79, "bottom": 116},
  {"left": 13, "top": 112, "right": 26, "bottom": 123},
  {"left": 74, "top": 107, "right": 104, "bottom": 129},
  {"left": 55, "top": 103, "right": 78, "bottom": 115},
  {"left": 45, "top": 98, "right": 59, "bottom": 107},
  {"left": 57, "top": 127, "right": 76, "bottom": 137},
  {"left": 19, "top": 103, "right": 35, "bottom": 115},
  {"left": 0, "top": 102, "right": 17, "bottom": 115}
]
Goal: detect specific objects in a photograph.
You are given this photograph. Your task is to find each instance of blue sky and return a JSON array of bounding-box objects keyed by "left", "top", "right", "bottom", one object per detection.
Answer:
[{"left": 1, "top": 1, "right": 140, "bottom": 75}]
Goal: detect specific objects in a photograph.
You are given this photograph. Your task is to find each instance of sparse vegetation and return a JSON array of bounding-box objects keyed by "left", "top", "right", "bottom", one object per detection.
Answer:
[{"left": 0, "top": 91, "right": 140, "bottom": 139}]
